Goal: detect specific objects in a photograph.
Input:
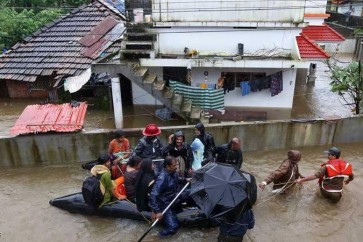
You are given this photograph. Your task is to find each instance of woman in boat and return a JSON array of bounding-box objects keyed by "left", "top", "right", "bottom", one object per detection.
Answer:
[
  {"left": 134, "top": 158, "right": 155, "bottom": 211},
  {"left": 90, "top": 154, "right": 114, "bottom": 207},
  {"left": 124, "top": 156, "right": 142, "bottom": 202}
]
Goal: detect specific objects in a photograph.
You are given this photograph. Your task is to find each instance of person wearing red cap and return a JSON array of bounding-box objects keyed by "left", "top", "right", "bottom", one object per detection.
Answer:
[
  {"left": 132, "top": 124, "right": 164, "bottom": 173},
  {"left": 296, "top": 147, "right": 354, "bottom": 203}
]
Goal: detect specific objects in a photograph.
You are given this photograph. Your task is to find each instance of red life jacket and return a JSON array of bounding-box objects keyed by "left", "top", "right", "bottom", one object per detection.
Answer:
[
  {"left": 325, "top": 159, "right": 352, "bottom": 178},
  {"left": 318, "top": 159, "right": 352, "bottom": 192}
]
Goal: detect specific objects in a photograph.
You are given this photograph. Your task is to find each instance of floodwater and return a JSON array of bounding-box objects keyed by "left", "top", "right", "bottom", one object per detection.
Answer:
[
  {"left": 0, "top": 142, "right": 362, "bottom": 242},
  {"left": 291, "top": 55, "right": 354, "bottom": 120}
]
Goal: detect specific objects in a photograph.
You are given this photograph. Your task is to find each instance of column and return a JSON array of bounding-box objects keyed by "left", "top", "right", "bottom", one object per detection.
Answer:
[{"left": 111, "top": 77, "right": 123, "bottom": 128}]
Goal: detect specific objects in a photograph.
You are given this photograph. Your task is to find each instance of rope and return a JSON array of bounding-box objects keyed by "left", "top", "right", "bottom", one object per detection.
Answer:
[
  {"left": 255, "top": 181, "right": 297, "bottom": 207},
  {"left": 123, "top": 198, "right": 152, "bottom": 224}
]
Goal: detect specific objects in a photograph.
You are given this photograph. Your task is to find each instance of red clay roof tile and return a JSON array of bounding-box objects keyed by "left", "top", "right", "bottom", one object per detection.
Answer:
[
  {"left": 296, "top": 35, "right": 330, "bottom": 59},
  {"left": 302, "top": 25, "right": 345, "bottom": 42}
]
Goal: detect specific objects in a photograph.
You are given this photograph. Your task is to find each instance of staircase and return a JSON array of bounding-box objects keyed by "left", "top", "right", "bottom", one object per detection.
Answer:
[{"left": 118, "top": 26, "right": 211, "bottom": 123}]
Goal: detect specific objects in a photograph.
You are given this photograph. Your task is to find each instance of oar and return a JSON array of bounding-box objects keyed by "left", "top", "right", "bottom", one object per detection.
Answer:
[{"left": 137, "top": 181, "right": 190, "bottom": 242}]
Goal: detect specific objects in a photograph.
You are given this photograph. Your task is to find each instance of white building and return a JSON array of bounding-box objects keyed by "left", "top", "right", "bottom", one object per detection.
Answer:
[{"left": 99, "top": 0, "right": 342, "bottom": 124}]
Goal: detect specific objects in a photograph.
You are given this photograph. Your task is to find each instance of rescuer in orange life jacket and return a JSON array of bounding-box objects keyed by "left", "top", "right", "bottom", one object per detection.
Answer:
[{"left": 296, "top": 147, "right": 354, "bottom": 203}]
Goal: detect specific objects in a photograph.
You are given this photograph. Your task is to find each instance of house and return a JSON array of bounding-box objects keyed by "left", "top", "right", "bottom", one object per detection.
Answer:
[
  {"left": 93, "top": 0, "right": 344, "bottom": 126},
  {"left": 0, "top": 0, "right": 125, "bottom": 102}
]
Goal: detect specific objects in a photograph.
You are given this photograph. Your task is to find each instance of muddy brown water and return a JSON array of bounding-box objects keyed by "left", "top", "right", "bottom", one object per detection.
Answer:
[{"left": 0, "top": 142, "right": 362, "bottom": 242}]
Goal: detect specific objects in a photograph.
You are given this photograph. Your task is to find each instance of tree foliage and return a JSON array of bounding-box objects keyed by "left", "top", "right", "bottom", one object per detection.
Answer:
[
  {"left": 0, "top": 8, "right": 62, "bottom": 49},
  {"left": 328, "top": 60, "right": 363, "bottom": 114},
  {"left": 0, "top": 0, "right": 91, "bottom": 49}
]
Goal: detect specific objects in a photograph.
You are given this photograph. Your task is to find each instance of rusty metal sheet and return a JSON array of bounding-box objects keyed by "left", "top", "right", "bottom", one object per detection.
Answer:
[
  {"left": 10, "top": 102, "right": 88, "bottom": 136},
  {"left": 78, "top": 16, "right": 118, "bottom": 47}
]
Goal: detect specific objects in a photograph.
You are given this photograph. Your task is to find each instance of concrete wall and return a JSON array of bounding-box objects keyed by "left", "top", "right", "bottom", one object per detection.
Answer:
[
  {"left": 325, "top": 39, "right": 355, "bottom": 54},
  {"left": 152, "top": 0, "right": 305, "bottom": 24},
  {"left": 156, "top": 28, "right": 301, "bottom": 56},
  {"left": 1, "top": 115, "right": 363, "bottom": 166}
]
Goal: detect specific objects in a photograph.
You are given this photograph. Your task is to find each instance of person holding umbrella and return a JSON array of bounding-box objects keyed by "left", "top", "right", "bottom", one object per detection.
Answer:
[
  {"left": 217, "top": 171, "right": 257, "bottom": 242},
  {"left": 189, "top": 162, "right": 257, "bottom": 242},
  {"left": 149, "top": 156, "right": 191, "bottom": 237}
]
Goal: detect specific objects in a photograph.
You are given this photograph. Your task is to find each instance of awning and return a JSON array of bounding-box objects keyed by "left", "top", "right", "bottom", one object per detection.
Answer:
[{"left": 64, "top": 68, "right": 91, "bottom": 93}]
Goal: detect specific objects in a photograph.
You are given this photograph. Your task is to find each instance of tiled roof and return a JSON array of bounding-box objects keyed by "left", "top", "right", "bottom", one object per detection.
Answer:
[
  {"left": 10, "top": 102, "right": 87, "bottom": 135},
  {"left": 302, "top": 25, "right": 345, "bottom": 42},
  {"left": 0, "top": 0, "right": 124, "bottom": 82},
  {"left": 296, "top": 35, "right": 330, "bottom": 59}
]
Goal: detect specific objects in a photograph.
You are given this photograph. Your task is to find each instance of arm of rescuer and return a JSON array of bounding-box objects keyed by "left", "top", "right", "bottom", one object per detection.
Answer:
[{"left": 295, "top": 166, "right": 354, "bottom": 184}]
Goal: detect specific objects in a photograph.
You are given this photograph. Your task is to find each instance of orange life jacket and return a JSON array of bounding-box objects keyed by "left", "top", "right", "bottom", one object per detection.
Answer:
[
  {"left": 325, "top": 159, "right": 352, "bottom": 178},
  {"left": 319, "top": 159, "right": 352, "bottom": 192}
]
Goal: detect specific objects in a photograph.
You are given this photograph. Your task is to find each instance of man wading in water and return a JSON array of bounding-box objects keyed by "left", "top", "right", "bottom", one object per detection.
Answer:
[{"left": 296, "top": 147, "right": 354, "bottom": 203}]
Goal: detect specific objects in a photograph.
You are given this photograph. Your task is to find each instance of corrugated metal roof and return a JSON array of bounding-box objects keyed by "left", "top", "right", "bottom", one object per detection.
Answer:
[
  {"left": 302, "top": 25, "right": 345, "bottom": 42},
  {"left": 78, "top": 16, "right": 118, "bottom": 47},
  {"left": 10, "top": 102, "right": 88, "bottom": 135},
  {"left": 296, "top": 35, "right": 330, "bottom": 59}
]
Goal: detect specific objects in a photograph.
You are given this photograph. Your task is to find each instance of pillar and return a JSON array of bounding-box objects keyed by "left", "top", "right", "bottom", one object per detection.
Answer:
[{"left": 111, "top": 77, "right": 123, "bottom": 128}]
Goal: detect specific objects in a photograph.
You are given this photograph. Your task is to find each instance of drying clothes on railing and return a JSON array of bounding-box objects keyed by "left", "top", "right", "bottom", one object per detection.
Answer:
[
  {"left": 169, "top": 80, "right": 224, "bottom": 109},
  {"left": 270, "top": 71, "right": 283, "bottom": 96}
]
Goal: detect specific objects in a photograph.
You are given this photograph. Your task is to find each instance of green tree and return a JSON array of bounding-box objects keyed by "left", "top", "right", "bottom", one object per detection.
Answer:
[
  {"left": 0, "top": 8, "right": 62, "bottom": 49},
  {"left": 328, "top": 60, "right": 363, "bottom": 114}
]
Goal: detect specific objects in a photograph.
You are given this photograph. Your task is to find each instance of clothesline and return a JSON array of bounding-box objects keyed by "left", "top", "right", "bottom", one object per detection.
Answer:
[{"left": 169, "top": 80, "right": 224, "bottom": 109}]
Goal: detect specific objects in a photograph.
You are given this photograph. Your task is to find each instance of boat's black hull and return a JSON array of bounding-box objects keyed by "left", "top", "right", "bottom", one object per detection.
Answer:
[{"left": 49, "top": 193, "right": 212, "bottom": 228}]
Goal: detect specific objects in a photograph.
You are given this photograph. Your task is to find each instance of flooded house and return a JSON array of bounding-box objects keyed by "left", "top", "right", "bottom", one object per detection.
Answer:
[
  {"left": 91, "top": 0, "right": 347, "bottom": 127},
  {"left": 0, "top": 0, "right": 347, "bottom": 128},
  {"left": 0, "top": 0, "right": 126, "bottom": 108}
]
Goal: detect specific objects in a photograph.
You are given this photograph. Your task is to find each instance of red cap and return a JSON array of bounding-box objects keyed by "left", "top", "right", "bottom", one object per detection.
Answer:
[{"left": 142, "top": 124, "right": 161, "bottom": 136}]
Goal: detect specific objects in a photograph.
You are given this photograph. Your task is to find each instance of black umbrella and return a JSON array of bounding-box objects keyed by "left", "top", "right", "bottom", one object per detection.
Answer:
[{"left": 190, "top": 162, "right": 251, "bottom": 218}]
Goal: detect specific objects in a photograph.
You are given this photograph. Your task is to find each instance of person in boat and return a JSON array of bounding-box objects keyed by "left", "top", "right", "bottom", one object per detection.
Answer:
[
  {"left": 149, "top": 156, "right": 191, "bottom": 237},
  {"left": 108, "top": 129, "right": 131, "bottom": 162},
  {"left": 193, "top": 122, "right": 216, "bottom": 166},
  {"left": 135, "top": 158, "right": 155, "bottom": 211},
  {"left": 162, "top": 130, "right": 193, "bottom": 177},
  {"left": 190, "top": 138, "right": 205, "bottom": 171},
  {"left": 259, "top": 150, "right": 304, "bottom": 193},
  {"left": 132, "top": 124, "right": 164, "bottom": 174},
  {"left": 215, "top": 137, "right": 243, "bottom": 170},
  {"left": 296, "top": 147, "right": 354, "bottom": 203},
  {"left": 217, "top": 171, "right": 257, "bottom": 242},
  {"left": 108, "top": 130, "right": 131, "bottom": 179},
  {"left": 124, "top": 156, "right": 142, "bottom": 203},
  {"left": 90, "top": 154, "right": 115, "bottom": 207}
]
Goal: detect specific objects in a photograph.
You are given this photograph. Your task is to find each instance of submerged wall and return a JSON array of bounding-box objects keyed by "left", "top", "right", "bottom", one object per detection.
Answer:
[{"left": 1, "top": 115, "right": 363, "bottom": 166}]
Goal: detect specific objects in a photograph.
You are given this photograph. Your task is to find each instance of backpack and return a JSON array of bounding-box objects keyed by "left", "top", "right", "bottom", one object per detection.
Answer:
[{"left": 82, "top": 175, "right": 103, "bottom": 208}]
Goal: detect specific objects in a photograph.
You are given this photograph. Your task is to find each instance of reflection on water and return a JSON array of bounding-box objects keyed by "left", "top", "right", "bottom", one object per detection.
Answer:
[{"left": 0, "top": 142, "right": 362, "bottom": 242}]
